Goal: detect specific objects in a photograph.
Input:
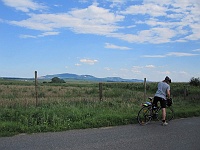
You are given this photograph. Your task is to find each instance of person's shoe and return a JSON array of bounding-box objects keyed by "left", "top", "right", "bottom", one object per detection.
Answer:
[{"left": 162, "top": 122, "right": 168, "bottom": 126}]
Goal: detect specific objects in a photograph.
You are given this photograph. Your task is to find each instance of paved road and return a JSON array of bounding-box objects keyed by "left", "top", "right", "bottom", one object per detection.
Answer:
[{"left": 0, "top": 117, "right": 200, "bottom": 150}]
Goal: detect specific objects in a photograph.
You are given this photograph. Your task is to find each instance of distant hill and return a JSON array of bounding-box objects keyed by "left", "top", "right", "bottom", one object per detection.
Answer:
[{"left": 39, "top": 73, "right": 143, "bottom": 82}]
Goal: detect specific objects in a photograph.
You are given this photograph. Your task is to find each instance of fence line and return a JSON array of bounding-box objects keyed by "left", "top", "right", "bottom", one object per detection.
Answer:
[
  {"left": 35, "top": 71, "right": 38, "bottom": 106},
  {"left": 0, "top": 74, "right": 195, "bottom": 107},
  {"left": 144, "top": 78, "right": 147, "bottom": 101},
  {"left": 99, "top": 82, "right": 103, "bottom": 101}
]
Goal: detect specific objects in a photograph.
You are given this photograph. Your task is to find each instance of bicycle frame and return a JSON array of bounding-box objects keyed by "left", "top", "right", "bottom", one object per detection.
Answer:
[{"left": 137, "top": 97, "right": 174, "bottom": 125}]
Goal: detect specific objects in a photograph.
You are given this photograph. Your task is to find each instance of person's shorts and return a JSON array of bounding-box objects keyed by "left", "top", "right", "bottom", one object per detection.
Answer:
[{"left": 153, "top": 96, "right": 167, "bottom": 108}]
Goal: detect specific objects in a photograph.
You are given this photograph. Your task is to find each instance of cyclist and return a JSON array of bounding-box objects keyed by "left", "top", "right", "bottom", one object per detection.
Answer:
[{"left": 153, "top": 76, "right": 171, "bottom": 126}]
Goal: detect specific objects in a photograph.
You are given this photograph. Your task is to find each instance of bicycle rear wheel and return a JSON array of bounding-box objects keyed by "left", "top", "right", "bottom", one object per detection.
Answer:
[
  {"left": 157, "top": 107, "right": 174, "bottom": 121},
  {"left": 137, "top": 106, "right": 152, "bottom": 125}
]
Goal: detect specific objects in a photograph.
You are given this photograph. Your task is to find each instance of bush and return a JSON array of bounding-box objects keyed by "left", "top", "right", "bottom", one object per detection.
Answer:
[
  {"left": 189, "top": 77, "right": 200, "bottom": 86},
  {"left": 51, "top": 77, "right": 65, "bottom": 83}
]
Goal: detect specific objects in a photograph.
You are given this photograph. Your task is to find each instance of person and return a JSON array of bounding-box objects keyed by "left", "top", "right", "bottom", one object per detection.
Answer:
[{"left": 153, "top": 76, "right": 171, "bottom": 126}]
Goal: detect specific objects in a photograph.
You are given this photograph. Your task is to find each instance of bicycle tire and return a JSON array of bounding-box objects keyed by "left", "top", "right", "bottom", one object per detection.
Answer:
[
  {"left": 157, "top": 106, "right": 174, "bottom": 121},
  {"left": 137, "top": 106, "right": 152, "bottom": 125}
]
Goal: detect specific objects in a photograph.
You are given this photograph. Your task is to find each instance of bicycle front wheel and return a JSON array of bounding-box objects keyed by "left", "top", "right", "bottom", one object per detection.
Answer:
[
  {"left": 157, "top": 107, "right": 174, "bottom": 121},
  {"left": 137, "top": 106, "right": 152, "bottom": 125}
]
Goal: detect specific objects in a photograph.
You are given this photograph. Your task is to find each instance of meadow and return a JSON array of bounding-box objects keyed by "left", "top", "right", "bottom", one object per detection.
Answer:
[{"left": 0, "top": 79, "right": 200, "bottom": 137}]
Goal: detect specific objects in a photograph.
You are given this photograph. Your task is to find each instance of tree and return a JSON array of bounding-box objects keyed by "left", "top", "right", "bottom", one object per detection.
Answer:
[
  {"left": 189, "top": 77, "right": 200, "bottom": 86},
  {"left": 51, "top": 77, "right": 65, "bottom": 83}
]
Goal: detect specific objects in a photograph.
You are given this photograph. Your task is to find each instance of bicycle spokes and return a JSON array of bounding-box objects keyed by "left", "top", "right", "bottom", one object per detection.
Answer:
[{"left": 137, "top": 106, "right": 152, "bottom": 125}]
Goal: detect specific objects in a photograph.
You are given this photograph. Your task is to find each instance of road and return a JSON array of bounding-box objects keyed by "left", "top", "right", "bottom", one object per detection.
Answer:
[{"left": 0, "top": 117, "right": 200, "bottom": 150}]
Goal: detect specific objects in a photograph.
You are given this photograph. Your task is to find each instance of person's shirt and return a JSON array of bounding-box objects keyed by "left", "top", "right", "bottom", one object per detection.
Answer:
[{"left": 155, "top": 81, "right": 170, "bottom": 100}]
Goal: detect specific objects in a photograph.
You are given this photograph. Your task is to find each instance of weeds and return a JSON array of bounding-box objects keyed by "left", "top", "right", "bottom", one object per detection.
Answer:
[
  {"left": 0, "top": 100, "right": 138, "bottom": 136},
  {"left": 0, "top": 79, "right": 200, "bottom": 137}
]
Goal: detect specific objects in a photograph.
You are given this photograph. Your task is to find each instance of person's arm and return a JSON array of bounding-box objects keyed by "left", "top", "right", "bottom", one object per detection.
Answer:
[{"left": 167, "top": 89, "right": 170, "bottom": 99}]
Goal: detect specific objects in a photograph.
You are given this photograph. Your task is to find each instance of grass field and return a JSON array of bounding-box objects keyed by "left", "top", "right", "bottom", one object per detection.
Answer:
[{"left": 0, "top": 79, "right": 200, "bottom": 137}]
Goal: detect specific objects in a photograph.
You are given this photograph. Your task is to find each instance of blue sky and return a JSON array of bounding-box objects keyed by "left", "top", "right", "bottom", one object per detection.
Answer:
[{"left": 0, "top": 0, "right": 200, "bottom": 82}]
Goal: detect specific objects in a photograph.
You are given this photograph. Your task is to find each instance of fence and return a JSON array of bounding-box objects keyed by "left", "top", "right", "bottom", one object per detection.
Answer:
[{"left": 0, "top": 72, "right": 197, "bottom": 107}]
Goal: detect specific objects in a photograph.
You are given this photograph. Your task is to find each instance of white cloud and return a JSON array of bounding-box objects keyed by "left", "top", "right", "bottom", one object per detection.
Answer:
[
  {"left": 4, "top": 0, "right": 200, "bottom": 43},
  {"left": 131, "top": 66, "right": 143, "bottom": 74},
  {"left": 75, "top": 63, "right": 82, "bottom": 66},
  {"left": 70, "top": 4, "right": 124, "bottom": 24},
  {"left": 131, "top": 70, "right": 141, "bottom": 74},
  {"left": 105, "top": 43, "right": 131, "bottom": 50},
  {"left": 9, "top": 4, "right": 124, "bottom": 36},
  {"left": 104, "top": 67, "right": 112, "bottom": 71},
  {"left": 2, "top": 0, "right": 47, "bottom": 12},
  {"left": 132, "top": 66, "right": 143, "bottom": 69},
  {"left": 78, "top": 0, "right": 88, "bottom": 3},
  {"left": 166, "top": 52, "right": 199, "bottom": 57},
  {"left": 192, "top": 49, "right": 200, "bottom": 52},
  {"left": 145, "top": 65, "right": 155, "bottom": 68},
  {"left": 178, "top": 71, "right": 189, "bottom": 76},
  {"left": 38, "top": 32, "right": 60, "bottom": 37},
  {"left": 142, "top": 55, "right": 165, "bottom": 58},
  {"left": 120, "top": 0, "right": 200, "bottom": 43},
  {"left": 121, "top": 3, "right": 167, "bottom": 17},
  {"left": 19, "top": 34, "right": 36, "bottom": 38},
  {"left": 142, "top": 52, "right": 199, "bottom": 57},
  {"left": 110, "top": 27, "right": 176, "bottom": 44},
  {"left": 157, "top": 71, "right": 171, "bottom": 75},
  {"left": 108, "top": 0, "right": 126, "bottom": 3},
  {"left": 19, "top": 32, "right": 59, "bottom": 38},
  {"left": 108, "top": 0, "right": 127, "bottom": 8},
  {"left": 80, "top": 59, "right": 98, "bottom": 65}
]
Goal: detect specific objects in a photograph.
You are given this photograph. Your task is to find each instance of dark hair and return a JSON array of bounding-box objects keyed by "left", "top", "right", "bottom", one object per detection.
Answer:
[{"left": 165, "top": 76, "right": 171, "bottom": 83}]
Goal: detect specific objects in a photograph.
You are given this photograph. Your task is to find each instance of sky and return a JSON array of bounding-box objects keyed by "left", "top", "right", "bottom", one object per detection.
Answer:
[{"left": 0, "top": 0, "right": 200, "bottom": 82}]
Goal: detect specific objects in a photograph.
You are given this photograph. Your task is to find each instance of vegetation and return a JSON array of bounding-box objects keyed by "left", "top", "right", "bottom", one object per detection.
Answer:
[
  {"left": 51, "top": 77, "right": 65, "bottom": 83},
  {"left": 189, "top": 77, "right": 200, "bottom": 86},
  {"left": 0, "top": 78, "right": 200, "bottom": 137}
]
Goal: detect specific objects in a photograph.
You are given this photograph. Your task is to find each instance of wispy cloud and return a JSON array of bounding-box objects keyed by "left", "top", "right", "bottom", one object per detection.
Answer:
[
  {"left": 3, "top": 0, "right": 200, "bottom": 44},
  {"left": 130, "top": 65, "right": 156, "bottom": 74},
  {"left": 119, "top": 0, "right": 200, "bottom": 43},
  {"left": 121, "top": 3, "right": 167, "bottom": 17},
  {"left": 142, "top": 52, "right": 199, "bottom": 58},
  {"left": 8, "top": 4, "right": 124, "bottom": 36},
  {"left": 108, "top": 0, "right": 127, "bottom": 8},
  {"left": 145, "top": 65, "right": 155, "bottom": 68},
  {"left": 105, "top": 43, "right": 131, "bottom": 50},
  {"left": 157, "top": 71, "right": 171, "bottom": 75},
  {"left": 166, "top": 52, "right": 199, "bottom": 57},
  {"left": 19, "top": 34, "right": 36, "bottom": 39},
  {"left": 2, "top": 0, "right": 47, "bottom": 12},
  {"left": 192, "top": 49, "right": 200, "bottom": 52},
  {"left": 80, "top": 59, "right": 98, "bottom": 65},
  {"left": 75, "top": 63, "right": 82, "bottom": 66},
  {"left": 104, "top": 67, "right": 112, "bottom": 71},
  {"left": 142, "top": 55, "right": 165, "bottom": 58},
  {"left": 20, "top": 31, "right": 60, "bottom": 38}
]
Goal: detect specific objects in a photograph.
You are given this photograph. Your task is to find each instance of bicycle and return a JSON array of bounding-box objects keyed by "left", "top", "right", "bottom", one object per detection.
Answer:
[{"left": 137, "top": 97, "right": 174, "bottom": 125}]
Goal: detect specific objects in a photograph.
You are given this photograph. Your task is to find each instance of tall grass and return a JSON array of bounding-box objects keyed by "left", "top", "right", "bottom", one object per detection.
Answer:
[
  {"left": 0, "top": 79, "right": 200, "bottom": 137},
  {"left": 0, "top": 99, "right": 139, "bottom": 136}
]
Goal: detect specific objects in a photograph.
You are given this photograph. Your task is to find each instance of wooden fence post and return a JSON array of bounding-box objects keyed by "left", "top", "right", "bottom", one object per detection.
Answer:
[
  {"left": 184, "top": 86, "right": 188, "bottom": 100},
  {"left": 35, "top": 71, "right": 38, "bottom": 106},
  {"left": 99, "top": 82, "right": 103, "bottom": 101},
  {"left": 144, "top": 78, "right": 147, "bottom": 101}
]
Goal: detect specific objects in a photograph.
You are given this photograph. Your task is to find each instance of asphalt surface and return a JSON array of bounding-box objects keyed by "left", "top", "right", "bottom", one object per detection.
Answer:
[{"left": 0, "top": 117, "right": 200, "bottom": 150}]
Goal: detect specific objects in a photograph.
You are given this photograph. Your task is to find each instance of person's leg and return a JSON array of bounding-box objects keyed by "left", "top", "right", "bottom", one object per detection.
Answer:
[
  {"left": 153, "top": 96, "right": 159, "bottom": 108},
  {"left": 162, "top": 108, "right": 166, "bottom": 121},
  {"left": 161, "top": 100, "right": 168, "bottom": 125}
]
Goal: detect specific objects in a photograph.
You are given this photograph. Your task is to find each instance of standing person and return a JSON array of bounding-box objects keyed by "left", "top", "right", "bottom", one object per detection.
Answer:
[{"left": 153, "top": 76, "right": 171, "bottom": 126}]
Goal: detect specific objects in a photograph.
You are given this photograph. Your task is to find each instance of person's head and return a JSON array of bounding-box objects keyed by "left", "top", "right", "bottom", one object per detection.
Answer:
[{"left": 164, "top": 76, "right": 171, "bottom": 84}]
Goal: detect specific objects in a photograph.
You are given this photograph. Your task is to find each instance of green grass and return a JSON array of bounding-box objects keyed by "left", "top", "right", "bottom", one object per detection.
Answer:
[
  {"left": 0, "top": 99, "right": 139, "bottom": 136},
  {"left": 1, "top": 98, "right": 200, "bottom": 137},
  {"left": 0, "top": 80, "right": 200, "bottom": 137}
]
